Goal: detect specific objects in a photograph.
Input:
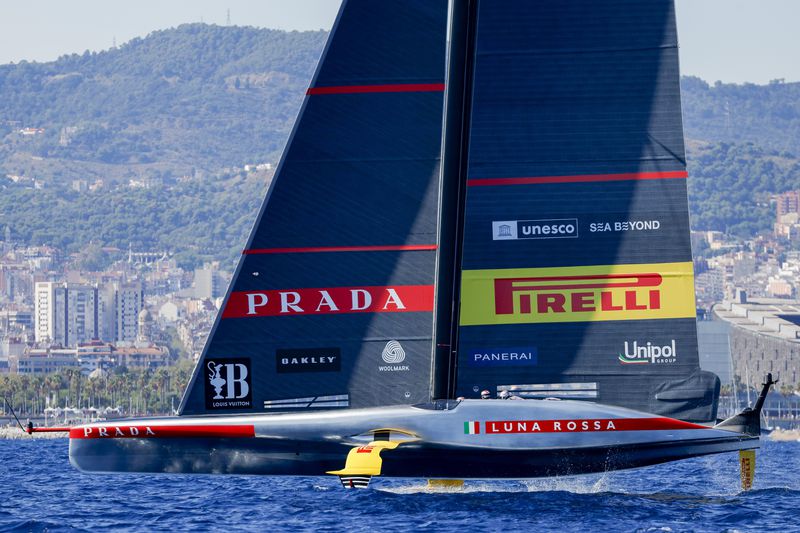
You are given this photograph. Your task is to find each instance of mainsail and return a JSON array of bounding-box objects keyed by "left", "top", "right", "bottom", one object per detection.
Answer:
[
  {"left": 452, "top": 0, "right": 719, "bottom": 421},
  {"left": 180, "top": 0, "right": 449, "bottom": 414}
]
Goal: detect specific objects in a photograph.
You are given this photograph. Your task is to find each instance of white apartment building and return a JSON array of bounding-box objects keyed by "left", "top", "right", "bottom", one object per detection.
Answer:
[
  {"left": 34, "top": 282, "right": 56, "bottom": 344},
  {"left": 34, "top": 281, "right": 141, "bottom": 346},
  {"left": 115, "top": 282, "right": 144, "bottom": 343}
]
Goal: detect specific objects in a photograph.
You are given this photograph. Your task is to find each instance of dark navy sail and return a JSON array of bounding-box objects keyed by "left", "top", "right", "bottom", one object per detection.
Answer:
[
  {"left": 180, "top": 0, "right": 448, "bottom": 415},
  {"left": 454, "top": 0, "right": 719, "bottom": 421}
]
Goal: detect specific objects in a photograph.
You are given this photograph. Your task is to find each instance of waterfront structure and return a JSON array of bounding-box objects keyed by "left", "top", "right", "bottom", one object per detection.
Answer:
[
  {"left": 11, "top": 347, "right": 81, "bottom": 374},
  {"left": 8, "top": 341, "right": 170, "bottom": 375},
  {"left": 714, "top": 297, "right": 800, "bottom": 389}
]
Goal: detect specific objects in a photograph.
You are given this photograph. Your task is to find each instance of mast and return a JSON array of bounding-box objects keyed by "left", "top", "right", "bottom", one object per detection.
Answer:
[{"left": 432, "top": 0, "right": 478, "bottom": 400}]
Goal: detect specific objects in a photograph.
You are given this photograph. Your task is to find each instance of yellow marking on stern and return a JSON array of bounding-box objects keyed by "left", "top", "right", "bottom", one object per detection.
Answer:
[{"left": 739, "top": 449, "right": 756, "bottom": 491}]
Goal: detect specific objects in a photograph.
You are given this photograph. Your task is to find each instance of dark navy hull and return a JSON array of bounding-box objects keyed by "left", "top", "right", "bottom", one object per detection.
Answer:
[
  {"left": 69, "top": 400, "right": 760, "bottom": 480},
  {"left": 70, "top": 434, "right": 755, "bottom": 479}
]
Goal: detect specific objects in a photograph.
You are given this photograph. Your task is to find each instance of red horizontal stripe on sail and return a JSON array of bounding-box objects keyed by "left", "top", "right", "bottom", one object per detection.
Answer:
[
  {"left": 481, "top": 417, "right": 707, "bottom": 435},
  {"left": 223, "top": 285, "right": 434, "bottom": 319},
  {"left": 243, "top": 245, "right": 437, "bottom": 255},
  {"left": 468, "top": 171, "right": 688, "bottom": 187},
  {"left": 307, "top": 83, "right": 445, "bottom": 95},
  {"left": 70, "top": 424, "right": 256, "bottom": 439}
]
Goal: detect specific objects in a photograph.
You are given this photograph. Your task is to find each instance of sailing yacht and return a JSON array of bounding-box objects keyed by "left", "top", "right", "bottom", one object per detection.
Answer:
[{"left": 65, "top": 0, "right": 773, "bottom": 489}]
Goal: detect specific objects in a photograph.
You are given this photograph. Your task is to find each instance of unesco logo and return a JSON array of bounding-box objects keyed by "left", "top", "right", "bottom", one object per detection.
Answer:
[{"left": 492, "top": 219, "right": 579, "bottom": 240}]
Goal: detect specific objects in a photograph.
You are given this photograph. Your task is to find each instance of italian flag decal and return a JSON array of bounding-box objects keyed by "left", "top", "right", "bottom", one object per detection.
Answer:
[{"left": 464, "top": 421, "right": 480, "bottom": 435}]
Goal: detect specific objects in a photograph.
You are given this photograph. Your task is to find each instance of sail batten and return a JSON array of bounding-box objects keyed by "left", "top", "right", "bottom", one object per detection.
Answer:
[
  {"left": 243, "top": 245, "right": 438, "bottom": 255},
  {"left": 307, "top": 83, "right": 445, "bottom": 95},
  {"left": 467, "top": 171, "right": 688, "bottom": 187}
]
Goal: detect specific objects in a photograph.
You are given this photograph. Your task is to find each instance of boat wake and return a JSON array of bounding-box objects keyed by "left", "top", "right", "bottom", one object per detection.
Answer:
[{"left": 374, "top": 474, "right": 612, "bottom": 495}]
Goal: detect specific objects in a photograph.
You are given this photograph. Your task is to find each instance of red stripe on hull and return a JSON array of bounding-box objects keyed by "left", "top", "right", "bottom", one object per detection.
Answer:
[
  {"left": 243, "top": 245, "right": 437, "bottom": 255},
  {"left": 481, "top": 417, "right": 707, "bottom": 435},
  {"left": 467, "top": 171, "right": 688, "bottom": 187},
  {"left": 307, "top": 83, "right": 445, "bottom": 95},
  {"left": 70, "top": 424, "right": 256, "bottom": 439}
]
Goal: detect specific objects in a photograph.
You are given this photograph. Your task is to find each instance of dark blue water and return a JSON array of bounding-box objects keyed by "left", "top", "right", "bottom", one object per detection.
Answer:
[{"left": 1, "top": 439, "right": 798, "bottom": 532}]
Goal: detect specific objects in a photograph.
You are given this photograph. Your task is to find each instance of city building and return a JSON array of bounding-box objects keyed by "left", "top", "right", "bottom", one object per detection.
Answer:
[
  {"left": 193, "top": 263, "right": 226, "bottom": 299},
  {"left": 34, "top": 281, "right": 143, "bottom": 346},
  {"left": 34, "top": 282, "right": 56, "bottom": 344},
  {"left": 11, "top": 347, "right": 81, "bottom": 374},
  {"left": 35, "top": 282, "right": 104, "bottom": 346},
  {"left": 114, "top": 345, "right": 170, "bottom": 370},
  {"left": 76, "top": 341, "right": 116, "bottom": 373},
  {"left": 115, "top": 282, "right": 144, "bottom": 343},
  {"left": 775, "top": 190, "right": 800, "bottom": 222}
]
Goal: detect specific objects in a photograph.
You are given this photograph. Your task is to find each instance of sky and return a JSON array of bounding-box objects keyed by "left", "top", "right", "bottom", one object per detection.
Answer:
[{"left": 0, "top": 0, "right": 798, "bottom": 85}]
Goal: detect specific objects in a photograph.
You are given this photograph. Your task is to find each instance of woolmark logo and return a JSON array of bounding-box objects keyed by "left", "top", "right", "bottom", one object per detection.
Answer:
[
  {"left": 618, "top": 340, "right": 677, "bottom": 364},
  {"left": 379, "top": 340, "right": 409, "bottom": 372},
  {"left": 204, "top": 358, "right": 252, "bottom": 410},
  {"left": 492, "top": 219, "right": 578, "bottom": 240}
]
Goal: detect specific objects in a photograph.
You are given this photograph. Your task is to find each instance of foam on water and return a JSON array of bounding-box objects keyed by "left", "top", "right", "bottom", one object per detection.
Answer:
[{"left": 379, "top": 473, "right": 611, "bottom": 495}]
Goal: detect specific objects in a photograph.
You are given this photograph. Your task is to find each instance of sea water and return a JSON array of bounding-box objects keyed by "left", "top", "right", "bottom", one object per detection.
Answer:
[{"left": 1, "top": 439, "right": 798, "bottom": 532}]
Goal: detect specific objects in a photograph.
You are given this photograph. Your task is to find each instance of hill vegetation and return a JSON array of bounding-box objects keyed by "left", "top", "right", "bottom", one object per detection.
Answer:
[
  {"left": 687, "top": 142, "right": 800, "bottom": 236},
  {"left": 0, "top": 170, "right": 269, "bottom": 270},
  {"left": 0, "top": 24, "right": 326, "bottom": 175},
  {"left": 681, "top": 76, "right": 800, "bottom": 155}
]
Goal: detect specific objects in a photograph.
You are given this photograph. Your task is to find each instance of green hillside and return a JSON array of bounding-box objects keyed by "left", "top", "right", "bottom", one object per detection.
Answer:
[
  {"left": 687, "top": 142, "right": 800, "bottom": 236},
  {"left": 681, "top": 76, "right": 800, "bottom": 155},
  {"left": 0, "top": 24, "right": 326, "bottom": 178}
]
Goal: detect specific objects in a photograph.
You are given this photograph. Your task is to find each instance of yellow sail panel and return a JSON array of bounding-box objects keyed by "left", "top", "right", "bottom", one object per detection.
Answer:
[{"left": 459, "top": 262, "right": 696, "bottom": 326}]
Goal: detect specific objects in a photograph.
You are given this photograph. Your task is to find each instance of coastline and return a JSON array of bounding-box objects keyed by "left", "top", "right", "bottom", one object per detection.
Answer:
[{"left": 0, "top": 425, "right": 67, "bottom": 439}]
